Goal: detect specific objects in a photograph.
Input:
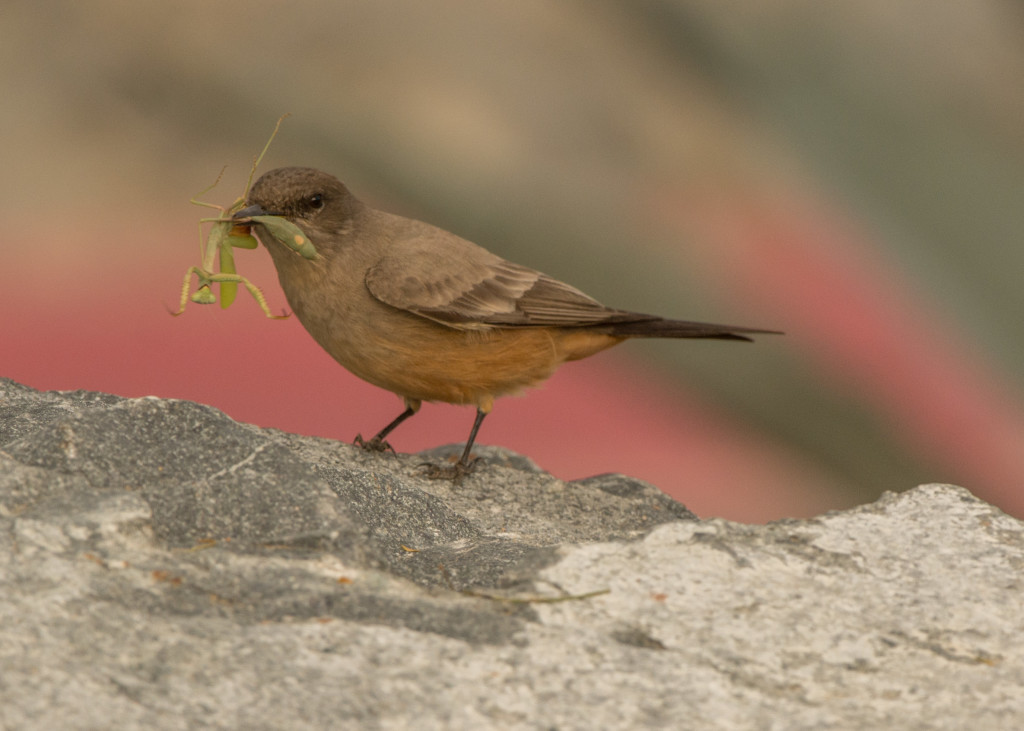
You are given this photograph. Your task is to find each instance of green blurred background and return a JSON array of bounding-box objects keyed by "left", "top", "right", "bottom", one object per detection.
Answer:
[{"left": 3, "top": 1, "right": 1023, "bottom": 521}]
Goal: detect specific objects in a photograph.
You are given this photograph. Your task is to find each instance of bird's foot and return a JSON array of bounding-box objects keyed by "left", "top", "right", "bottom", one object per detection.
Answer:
[
  {"left": 418, "top": 456, "right": 481, "bottom": 483},
  {"left": 354, "top": 434, "right": 395, "bottom": 454}
]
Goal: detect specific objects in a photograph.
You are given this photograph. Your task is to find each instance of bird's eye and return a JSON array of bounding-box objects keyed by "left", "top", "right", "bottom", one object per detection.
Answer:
[{"left": 308, "top": 193, "right": 325, "bottom": 210}]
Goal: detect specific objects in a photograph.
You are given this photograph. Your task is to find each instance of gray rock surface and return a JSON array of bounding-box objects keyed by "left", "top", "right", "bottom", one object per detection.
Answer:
[{"left": 1, "top": 377, "right": 1022, "bottom": 730}]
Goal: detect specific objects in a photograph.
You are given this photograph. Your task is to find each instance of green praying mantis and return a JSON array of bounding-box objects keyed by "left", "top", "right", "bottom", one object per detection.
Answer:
[{"left": 173, "top": 115, "right": 316, "bottom": 319}]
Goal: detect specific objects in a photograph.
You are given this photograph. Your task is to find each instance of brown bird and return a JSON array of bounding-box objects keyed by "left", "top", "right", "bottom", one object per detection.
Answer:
[{"left": 235, "top": 167, "right": 777, "bottom": 477}]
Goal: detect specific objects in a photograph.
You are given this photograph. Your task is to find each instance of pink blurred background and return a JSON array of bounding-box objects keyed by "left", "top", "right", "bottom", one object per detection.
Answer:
[{"left": 3, "top": 1, "right": 1024, "bottom": 522}]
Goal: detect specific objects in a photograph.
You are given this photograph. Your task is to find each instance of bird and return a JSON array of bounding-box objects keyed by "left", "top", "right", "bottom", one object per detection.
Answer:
[{"left": 234, "top": 167, "right": 777, "bottom": 478}]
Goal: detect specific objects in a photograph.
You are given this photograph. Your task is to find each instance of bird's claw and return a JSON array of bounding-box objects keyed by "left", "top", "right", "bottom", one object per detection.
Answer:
[
  {"left": 418, "top": 457, "right": 481, "bottom": 484},
  {"left": 354, "top": 434, "right": 395, "bottom": 454}
]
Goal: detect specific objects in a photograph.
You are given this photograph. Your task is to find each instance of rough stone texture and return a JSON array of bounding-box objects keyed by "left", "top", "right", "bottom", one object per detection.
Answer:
[{"left": 1, "top": 378, "right": 1022, "bottom": 730}]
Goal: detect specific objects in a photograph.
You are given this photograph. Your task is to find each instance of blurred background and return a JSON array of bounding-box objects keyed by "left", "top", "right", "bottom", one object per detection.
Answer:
[{"left": 3, "top": 0, "right": 1023, "bottom": 522}]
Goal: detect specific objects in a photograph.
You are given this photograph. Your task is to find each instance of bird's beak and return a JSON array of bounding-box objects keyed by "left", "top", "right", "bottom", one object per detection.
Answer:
[{"left": 233, "top": 204, "right": 271, "bottom": 219}]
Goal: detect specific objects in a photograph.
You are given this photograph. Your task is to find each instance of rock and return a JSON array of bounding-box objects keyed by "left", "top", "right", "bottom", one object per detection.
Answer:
[{"left": 1, "top": 377, "right": 1022, "bottom": 729}]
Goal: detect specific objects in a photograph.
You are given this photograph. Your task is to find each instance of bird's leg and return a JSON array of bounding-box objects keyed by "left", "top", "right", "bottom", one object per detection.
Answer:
[
  {"left": 457, "top": 408, "right": 488, "bottom": 468},
  {"left": 355, "top": 403, "right": 419, "bottom": 453},
  {"left": 421, "top": 408, "right": 489, "bottom": 482}
]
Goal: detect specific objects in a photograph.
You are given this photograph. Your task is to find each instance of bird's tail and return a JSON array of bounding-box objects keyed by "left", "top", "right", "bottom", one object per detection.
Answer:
[{"left": 600, "top": 316, "right": 780, "bottom": 342}]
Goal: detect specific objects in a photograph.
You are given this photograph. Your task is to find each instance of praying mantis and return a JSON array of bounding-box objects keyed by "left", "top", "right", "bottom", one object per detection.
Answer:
[{"left": 173, "top": 114, "right": 316, "bottom": 319}]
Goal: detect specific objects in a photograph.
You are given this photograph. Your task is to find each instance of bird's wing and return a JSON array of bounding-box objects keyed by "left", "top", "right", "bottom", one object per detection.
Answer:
[{"left": 364, "top": 228, "right": 639, "bottom": 330}]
